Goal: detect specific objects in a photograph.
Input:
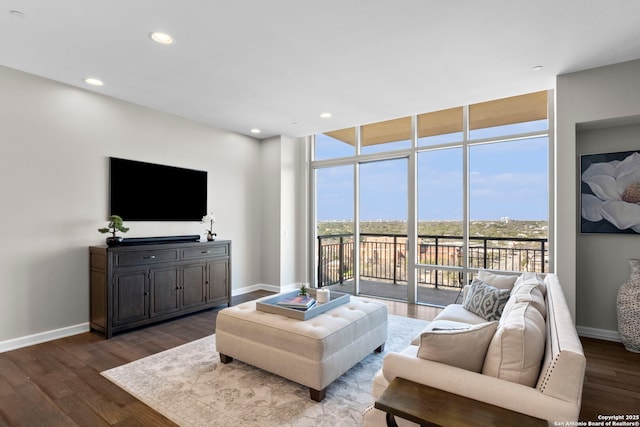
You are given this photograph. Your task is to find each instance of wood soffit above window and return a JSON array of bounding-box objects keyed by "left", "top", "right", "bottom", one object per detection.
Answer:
[
  {"left": 322, "top": 90, "right": 548, "bottom": 146},
  {"left": 361, "top": 117, "right": 412, "bottom": 146},
  {"left": 418, "top": 107, "right": 463, "bottom": 138},
  {"left": 324, "top": 127, "right": 356, "bottom": 146},
  {"left": 469, "top": 90, "right": 547, "bottom": 130}
]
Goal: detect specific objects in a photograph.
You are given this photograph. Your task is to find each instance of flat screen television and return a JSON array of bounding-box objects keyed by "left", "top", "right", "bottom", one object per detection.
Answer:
[{"left": 109, "top": 157, "right": 207, "bottom": 221}]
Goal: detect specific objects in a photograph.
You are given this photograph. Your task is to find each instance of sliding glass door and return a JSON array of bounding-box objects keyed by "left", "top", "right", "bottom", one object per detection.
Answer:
[
  {"left": 359, "top": 158, "right": 408, "bottom": 300},
  {"left": 316, "top": 165, "right": 354, "bottom": 291}
]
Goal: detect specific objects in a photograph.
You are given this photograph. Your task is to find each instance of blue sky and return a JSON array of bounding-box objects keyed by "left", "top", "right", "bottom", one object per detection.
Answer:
[{"left": 315, "top": 124, "right": 549, "bottom": 221}]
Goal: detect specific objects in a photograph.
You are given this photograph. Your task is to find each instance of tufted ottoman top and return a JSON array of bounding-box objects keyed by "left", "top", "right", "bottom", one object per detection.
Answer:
[{"left": 217, "top": 296, "right": 388, "bottom": 361}]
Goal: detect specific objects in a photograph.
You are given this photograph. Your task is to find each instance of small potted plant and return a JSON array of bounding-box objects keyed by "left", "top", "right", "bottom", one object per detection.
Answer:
[
  {"left": 298, "top": 283, "right": 308, "bottom": 296},
  {"left": 98, "top": 215, "right": 130, "bottom": 246},
  {"left": 201, "top": 212, "right": 217, "bottom": 241}
]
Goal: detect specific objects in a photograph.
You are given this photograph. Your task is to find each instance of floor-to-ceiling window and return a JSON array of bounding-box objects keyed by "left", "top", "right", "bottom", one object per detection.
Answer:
[
  {"left": 315, "top": 129, "right": 356, "bottom": 289},
  {"left": 359, "top": 158, "right": 408, "bottom": 299},
  {"left": 312, "top": 90, "right": 552, "bottom": 305}
]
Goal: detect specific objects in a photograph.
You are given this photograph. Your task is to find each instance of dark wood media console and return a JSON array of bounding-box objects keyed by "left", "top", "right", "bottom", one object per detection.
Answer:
[{"left": 89, "top": 240, "right": 231, "bottom": 338}]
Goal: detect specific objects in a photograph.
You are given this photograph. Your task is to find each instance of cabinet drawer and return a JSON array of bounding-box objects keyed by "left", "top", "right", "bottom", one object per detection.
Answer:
[
  {"left": 182, "top": 244, "right": 228, "bottom": 260},
  {"left": 114, "top": 249, "right": 179, "bottom": 267}
]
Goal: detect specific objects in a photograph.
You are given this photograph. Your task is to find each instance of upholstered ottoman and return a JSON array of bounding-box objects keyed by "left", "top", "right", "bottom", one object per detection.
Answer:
[{"left": 215, "top": 295, "right": 388, "bottom": 401}]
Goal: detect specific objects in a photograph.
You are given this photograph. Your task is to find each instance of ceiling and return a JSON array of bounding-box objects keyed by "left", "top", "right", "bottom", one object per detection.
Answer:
[{"left": 2, "top": 1, "right": 640, "bottom": 140}]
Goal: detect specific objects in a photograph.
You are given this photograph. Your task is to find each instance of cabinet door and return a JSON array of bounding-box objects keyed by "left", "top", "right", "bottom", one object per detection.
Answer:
[
  {"left": 180, "top": 263, "right": 207, "bottom": 309},
  {"left": 149, "top": 266, "right": 180, "bottom": 317},
  {"left": 113, "top": 269, "right": 148, "bottom": 326},
  {"left": 207, "top": 259, "right": 229, "bottom": 303}
]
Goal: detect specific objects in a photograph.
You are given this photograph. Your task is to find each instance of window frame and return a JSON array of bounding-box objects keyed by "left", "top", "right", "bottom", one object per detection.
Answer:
[{"left": 309, "top": 90, "right": 555, "bottom": 303}]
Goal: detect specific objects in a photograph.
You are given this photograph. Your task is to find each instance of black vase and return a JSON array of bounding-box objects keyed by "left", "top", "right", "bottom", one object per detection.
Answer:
[{"left": 106, "top": 236, "right": 124, "bottom": 247}]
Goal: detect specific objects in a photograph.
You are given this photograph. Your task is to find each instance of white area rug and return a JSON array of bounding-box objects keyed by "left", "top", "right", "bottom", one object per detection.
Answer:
[{"left": 102, "top": 314, "right": 429, "bottom": 427}]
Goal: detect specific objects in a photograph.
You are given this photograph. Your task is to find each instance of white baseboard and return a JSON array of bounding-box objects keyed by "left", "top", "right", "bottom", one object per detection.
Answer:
[
  {"left": 0, "top": 323, "right": 90, "bottom": 353},
  {"left": 1, "top": 285, "right": 295, "bottom": 353},
  {"left": 576, "top": 325, "right": 621, "bottom": 342},
  {"left": 231, "top": 282, "right": 300, "bottom": 296},
  {"left": 0, "top": 301, "right": 624, "bottom": 353},
  {"left": 231, "top": 283, "right": 269, "bottom": 295}
]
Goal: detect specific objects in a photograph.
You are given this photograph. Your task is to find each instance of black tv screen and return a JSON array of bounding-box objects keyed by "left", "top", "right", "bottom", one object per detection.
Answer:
[{"left": 109, "top": 157, "right": 207, "bottom": 221}]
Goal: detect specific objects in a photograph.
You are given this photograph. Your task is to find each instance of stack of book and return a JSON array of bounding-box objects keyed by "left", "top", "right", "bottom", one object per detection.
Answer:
[{"left": 276, "top": 295, "right": 317, "bottom": 311}]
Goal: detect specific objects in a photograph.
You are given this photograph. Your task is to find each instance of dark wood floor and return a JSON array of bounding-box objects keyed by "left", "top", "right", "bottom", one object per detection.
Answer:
[{"left": 0, "top": 291, "right": 638, "bottom": 426}]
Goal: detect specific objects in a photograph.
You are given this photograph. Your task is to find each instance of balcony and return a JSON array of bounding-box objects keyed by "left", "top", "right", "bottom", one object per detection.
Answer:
[{"left": 317, "top": 233, "right": 548, "bottom": 305}]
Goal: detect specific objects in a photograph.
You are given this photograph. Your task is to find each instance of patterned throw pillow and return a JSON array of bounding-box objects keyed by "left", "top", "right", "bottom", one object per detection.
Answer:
[{"left": 463, "top": 278, "right": 511, "bottom": 321}]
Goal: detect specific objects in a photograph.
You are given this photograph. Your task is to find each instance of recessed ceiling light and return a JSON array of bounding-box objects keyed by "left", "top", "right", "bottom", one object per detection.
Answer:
[
  {"left": 320, "top": 112, "right": 332, "bottom": 118},
  {"left": 250, "top": 128, "right": 261, "bottom": 134},
  {"left": 532, "top": 65, "right": 543, "bottom": 72},
  {"left": 84, "top": 77, "right": 104, "bottom": 87},
  {"left": 9, "top": 10, "right": 25, "bottom": 17},
  {"left": 150, "top": 32, "right": 174, "bottom": 45}
]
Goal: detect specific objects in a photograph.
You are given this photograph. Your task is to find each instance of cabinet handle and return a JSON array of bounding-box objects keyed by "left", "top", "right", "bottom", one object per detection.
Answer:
[
  {"left": 201, "top": 250, "right": 211, "bottom": 254},
  {"left": 144, "top": 291, "right": 149, "bottom": 296},
  {"left": 144, "top": 255, "right": 156, "bottom": 259}
]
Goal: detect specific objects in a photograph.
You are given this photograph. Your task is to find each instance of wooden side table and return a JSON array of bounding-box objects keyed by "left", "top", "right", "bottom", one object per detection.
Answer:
[{"left": 374, "top": 377, "right": 547, "bottom": 427}]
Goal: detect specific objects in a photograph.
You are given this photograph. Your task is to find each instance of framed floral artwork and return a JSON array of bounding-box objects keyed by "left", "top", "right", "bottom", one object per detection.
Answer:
[{"left": 581, "top": 150, "right": 640, "bottom": 234}]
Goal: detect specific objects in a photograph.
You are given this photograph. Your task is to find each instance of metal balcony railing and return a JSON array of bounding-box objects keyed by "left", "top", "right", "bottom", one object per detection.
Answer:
[{"left": 317, "top": 233, "right": 548, "bottom": 288}]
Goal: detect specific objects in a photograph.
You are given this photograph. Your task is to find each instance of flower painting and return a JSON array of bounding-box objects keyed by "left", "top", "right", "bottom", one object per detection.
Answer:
[{"left": 581, "top": 150, "right": 640, "bottom": 233}]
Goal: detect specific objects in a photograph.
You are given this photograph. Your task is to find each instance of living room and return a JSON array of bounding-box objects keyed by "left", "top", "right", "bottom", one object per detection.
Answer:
[{"left": 1, "top": 2, "right": 640, "bottom": 425}]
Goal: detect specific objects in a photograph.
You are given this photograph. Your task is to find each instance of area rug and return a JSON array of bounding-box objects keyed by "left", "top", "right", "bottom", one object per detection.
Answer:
[{"left": 102, "top": 314, "right": 429, "bottom": 427}]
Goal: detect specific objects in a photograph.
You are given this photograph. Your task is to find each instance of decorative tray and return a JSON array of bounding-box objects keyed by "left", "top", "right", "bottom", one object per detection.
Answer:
[{"left": 256, "top": 288, "right": 350, "bottom": 320}]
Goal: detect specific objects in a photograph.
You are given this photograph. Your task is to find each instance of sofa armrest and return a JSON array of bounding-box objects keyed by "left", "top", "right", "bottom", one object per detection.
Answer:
[{"left": 382, "top": 350, "right": 580, "bottom": 424}]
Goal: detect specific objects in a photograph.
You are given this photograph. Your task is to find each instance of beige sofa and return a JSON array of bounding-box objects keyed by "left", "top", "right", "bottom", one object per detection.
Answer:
[{"left": 362, "top": 272, "right": 586, "bottom": 426}]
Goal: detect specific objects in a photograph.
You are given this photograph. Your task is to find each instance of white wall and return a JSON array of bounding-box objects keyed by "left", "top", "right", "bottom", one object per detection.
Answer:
[
  {"left": 260, "top": 137, "right": 282, "bottom": 286},
  {"left": 557, "top": 59, "right": 640, "bottom": 339},
  {"left": 281, "top": 135, "right": 309, "bottom": 285},
  {"left": 0, "top": 65, "right": 263, "bottom": 347},
  {"left": 576, "top": 123, "right": 640, "bottom": 336},
  {"left": 259, "top": 135, "right": 309, "bottom": 289}
]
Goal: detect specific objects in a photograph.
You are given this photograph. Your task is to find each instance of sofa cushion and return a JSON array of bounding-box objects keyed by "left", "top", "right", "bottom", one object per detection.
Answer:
[
  {"left": 482, "top": 300, "right": 546, "bottom": 387},
  {"left": 511, "top": 283, "right": 547, "bottom": 319},
  {"left": 514, "top": 271, "right": 547, "bottom": 296},
  {"left": 477, "top": 270, "right": 519, "bottom": 290},
  {"left": 503, "top": 273, "right": 547, "bottom": 320},
  {"left": 433, "top": 303, "right": 488, "bottom": 325},
  {"left": 417, "top": 321, "right": 498, "bottom": 372},
  {"left": 463, "top": 278, "right": 511, "bottom": 321}
]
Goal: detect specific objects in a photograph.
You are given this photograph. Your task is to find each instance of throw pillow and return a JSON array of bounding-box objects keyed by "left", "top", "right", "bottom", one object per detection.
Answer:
[
  {"left": 463, "top": 279, "right": 511, "bottom": 321},
  {"left": 410, "top": 319, "right": 474, "bottom": 345},
  {"left": 478, "top": 270, "right": 519, "bottom": 290},
  {"left": 417, "top": 321, "right": 498, "bottom": 372}
]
